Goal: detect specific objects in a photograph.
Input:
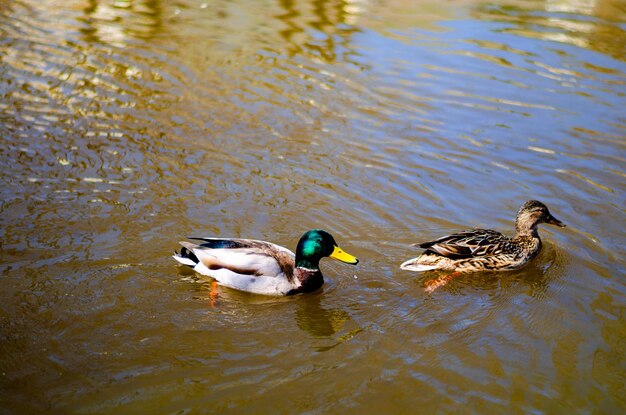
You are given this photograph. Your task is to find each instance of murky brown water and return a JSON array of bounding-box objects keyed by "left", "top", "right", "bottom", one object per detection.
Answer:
[{"left": 1, "top": 0, "right": 625, "bottom": 413}]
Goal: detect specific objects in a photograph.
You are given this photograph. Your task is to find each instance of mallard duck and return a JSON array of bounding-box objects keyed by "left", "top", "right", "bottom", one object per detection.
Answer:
[
  {"left": 173, "top": 229, "right": 359, "bottom": 296},
  {"left": 400, "top": 200, "right": 565, "bottom": 273}
]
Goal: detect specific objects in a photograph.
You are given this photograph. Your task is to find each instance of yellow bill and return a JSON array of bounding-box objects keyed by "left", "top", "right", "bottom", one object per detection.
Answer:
[{"left": 330, "top": 245, "right": 359, "bottom": 265}]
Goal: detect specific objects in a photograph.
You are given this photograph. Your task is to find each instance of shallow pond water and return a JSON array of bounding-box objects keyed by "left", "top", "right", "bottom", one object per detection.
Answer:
[{"left": 1, "top": 0, "right": 625, "bottom": 413}]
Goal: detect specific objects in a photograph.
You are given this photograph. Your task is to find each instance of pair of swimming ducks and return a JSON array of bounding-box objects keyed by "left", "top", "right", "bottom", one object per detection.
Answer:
[{"left": 173, "top": 200, "right": 566, "bottom": 295}]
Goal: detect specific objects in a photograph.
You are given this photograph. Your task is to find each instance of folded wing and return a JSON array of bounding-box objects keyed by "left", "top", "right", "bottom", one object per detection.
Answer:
[
  {"left": 184, "top": 237, "right": 295, "bottom": 279},
  {"left": 416, "top": 229, "right": 511, "bottom": 259}
]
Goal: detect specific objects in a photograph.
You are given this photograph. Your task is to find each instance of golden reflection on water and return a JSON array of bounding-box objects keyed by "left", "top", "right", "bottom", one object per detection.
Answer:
[{"left": 1, "top": 0, "right": 625, "bottom": 413}]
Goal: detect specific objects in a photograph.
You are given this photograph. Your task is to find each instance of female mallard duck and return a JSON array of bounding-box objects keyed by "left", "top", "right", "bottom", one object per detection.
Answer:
[
  {"left": 173, "top": 229, "right": 359, "bottom": 296},
  {"left": 400, "top": 200, "right": 565, "bottom": 273}
]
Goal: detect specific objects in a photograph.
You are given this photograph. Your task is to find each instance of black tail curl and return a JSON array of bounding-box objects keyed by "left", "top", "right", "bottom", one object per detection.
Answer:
[{"left": 176, "top": 247, "right": 200, "bottom": 266}]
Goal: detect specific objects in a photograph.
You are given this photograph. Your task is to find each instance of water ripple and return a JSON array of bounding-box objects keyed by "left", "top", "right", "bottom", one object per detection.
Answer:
[{"left": 1, "top": 0, "right": 625, "bottom": 413}]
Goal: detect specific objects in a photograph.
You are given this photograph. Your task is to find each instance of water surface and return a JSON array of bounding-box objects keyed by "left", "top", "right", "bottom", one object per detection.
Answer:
[{"left": 1, "top": 0, "right": 625, "bottom": 413}]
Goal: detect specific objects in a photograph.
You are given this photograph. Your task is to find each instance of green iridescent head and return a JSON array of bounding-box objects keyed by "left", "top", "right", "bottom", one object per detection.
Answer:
[{"left": 295, "top": 229, "right": 359, "bottom": 270}]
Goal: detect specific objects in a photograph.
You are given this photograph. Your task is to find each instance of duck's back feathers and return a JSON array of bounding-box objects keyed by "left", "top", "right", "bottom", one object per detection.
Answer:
[
  {"left": 401, "top": 228, "right": 541, "bottom": 273},
  {"left": 189, "top": 237, "right": 278, "bottom": 250},
  {"left": 416, "top": 229, "right": 513, "bottom": 259},
  {"left": 401, "top": 229, "right": 524, "bottom": 272}
]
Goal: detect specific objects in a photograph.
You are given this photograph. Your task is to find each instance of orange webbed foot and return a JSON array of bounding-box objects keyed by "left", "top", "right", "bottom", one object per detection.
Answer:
[
  {"left": 424, "top": 271, "right": 462, "bottom": 293},
  {"left": 209, "top": 280, "right": 219, "bottom": 307}
]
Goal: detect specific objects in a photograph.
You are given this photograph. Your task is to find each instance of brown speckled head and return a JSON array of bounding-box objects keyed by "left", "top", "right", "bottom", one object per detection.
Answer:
[{"left": 515, "top": 200, "right": 565, "bottom": 235}]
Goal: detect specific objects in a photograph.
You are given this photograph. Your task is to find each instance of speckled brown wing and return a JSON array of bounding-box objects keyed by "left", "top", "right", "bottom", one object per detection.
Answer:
[{"left": 415, "top": 229, "right": 513, "bottom": 259}]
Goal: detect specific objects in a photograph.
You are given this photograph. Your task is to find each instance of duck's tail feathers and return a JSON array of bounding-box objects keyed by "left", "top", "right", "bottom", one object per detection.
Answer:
[
  {"left": 400, "top": 257, "right": 439, "bottom": 272},
  {"left": 173, "top": 253, "right": 196, "bottom": 267},
  {"left": 173, "top": 243, "right": 200, "bottom": 268}
]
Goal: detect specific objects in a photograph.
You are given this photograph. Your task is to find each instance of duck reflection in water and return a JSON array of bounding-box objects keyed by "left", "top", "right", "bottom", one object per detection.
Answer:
[
  {"left": 81, "top": 0, "right": 164, "bottom": 45},
  {"left": 183, "top": 274, "right": 356, "bottom": 346},
  {"left": 294, "top": 293, "right": 351, "bottom": 338}
]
